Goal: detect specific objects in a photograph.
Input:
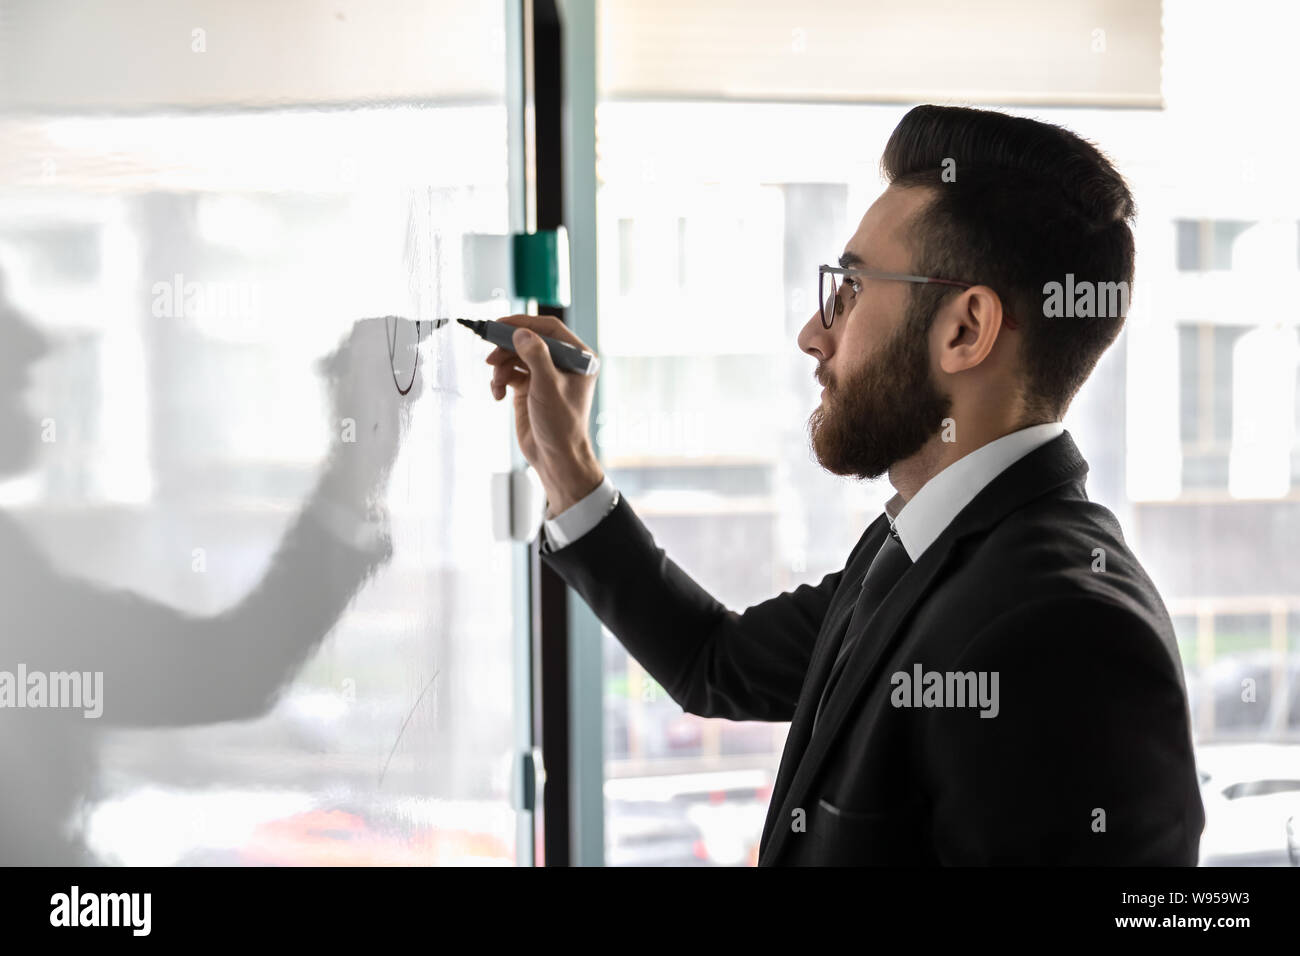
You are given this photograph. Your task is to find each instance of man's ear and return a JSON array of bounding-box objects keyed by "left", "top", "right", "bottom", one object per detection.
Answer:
[{"left": 934, "top": 285, "right": 1005, "bottom": 374}]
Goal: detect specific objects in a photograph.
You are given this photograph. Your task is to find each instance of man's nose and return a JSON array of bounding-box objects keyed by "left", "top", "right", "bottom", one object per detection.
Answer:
[{"left": 797, "top": 307, "right": 834, "bottom": 361}]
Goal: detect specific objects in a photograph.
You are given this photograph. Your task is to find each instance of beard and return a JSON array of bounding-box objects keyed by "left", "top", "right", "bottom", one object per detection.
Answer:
[{"left": 808, "top": 307, "right": 951, "bottom": 480}]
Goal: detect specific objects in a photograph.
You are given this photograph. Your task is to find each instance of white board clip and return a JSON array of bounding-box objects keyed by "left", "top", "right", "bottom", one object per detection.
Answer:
[{"left": 491, "top": 466, "right": 545, "bottom": 542}]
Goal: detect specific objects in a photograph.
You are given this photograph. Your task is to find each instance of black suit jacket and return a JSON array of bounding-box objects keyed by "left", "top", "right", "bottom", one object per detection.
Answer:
[{"left": 541, "top": 431, "right": 1205, "bottom": 865}]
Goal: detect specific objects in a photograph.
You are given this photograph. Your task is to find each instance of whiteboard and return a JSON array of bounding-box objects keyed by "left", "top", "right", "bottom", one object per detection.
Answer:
[{"left": 0, "top": 0, "right": 527, "bottom": 865}]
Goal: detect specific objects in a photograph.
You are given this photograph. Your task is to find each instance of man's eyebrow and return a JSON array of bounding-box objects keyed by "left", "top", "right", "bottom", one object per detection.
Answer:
[{"left": 839, "top": 250, "right": 865, "bottom": 270}]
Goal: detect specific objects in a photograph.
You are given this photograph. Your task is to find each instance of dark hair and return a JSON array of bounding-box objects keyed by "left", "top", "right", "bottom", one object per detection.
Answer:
[{"left": 881, "top": 104, "right": 1135, "bottom": 421}]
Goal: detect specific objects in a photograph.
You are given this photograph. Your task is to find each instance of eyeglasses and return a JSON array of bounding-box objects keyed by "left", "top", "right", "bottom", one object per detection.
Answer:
[{"left": 818, "top": 264, "right": 1017, "bottom": 330}]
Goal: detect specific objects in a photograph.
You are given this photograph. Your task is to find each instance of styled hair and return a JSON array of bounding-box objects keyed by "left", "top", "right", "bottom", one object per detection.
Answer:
[{"left": 881, "top": 105, "right": 1136, "bottom": 421}]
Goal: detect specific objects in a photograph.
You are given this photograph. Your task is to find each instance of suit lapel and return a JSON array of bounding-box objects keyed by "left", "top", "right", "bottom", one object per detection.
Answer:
[
  {"left": 756, "top": 515, "right": 892, "bottom": 852},
  {"left": 757, "top": 430, "right": 1089, "bottom": 864},
  {"left": 759, "top": 531, "right": 962, "bottom": 862}
]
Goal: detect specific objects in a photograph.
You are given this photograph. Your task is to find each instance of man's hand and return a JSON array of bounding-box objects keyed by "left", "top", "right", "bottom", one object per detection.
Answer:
[{"left": 485, "top": 314, "right": 603, "bottom": 514}]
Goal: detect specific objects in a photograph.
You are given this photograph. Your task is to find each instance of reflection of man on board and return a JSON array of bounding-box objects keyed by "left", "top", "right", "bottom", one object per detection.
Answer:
[{"left": 0, "top": 268, "right": 416, "bottom": 864}]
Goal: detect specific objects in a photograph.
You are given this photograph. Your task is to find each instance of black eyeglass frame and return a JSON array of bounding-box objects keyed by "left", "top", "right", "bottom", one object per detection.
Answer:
[{"left": 818, "top": 264, "right": 1016, "bottom": 330}]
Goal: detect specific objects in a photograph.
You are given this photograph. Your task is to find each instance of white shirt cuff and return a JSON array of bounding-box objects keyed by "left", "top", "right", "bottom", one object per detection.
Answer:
[{"left": 543, "top": 475, "right": 619, "bottom": 550}]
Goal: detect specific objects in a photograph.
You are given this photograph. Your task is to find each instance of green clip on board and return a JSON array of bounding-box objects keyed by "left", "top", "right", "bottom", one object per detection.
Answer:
[{"left": 462, "top": 227, "right": 570, "bottom": 308}]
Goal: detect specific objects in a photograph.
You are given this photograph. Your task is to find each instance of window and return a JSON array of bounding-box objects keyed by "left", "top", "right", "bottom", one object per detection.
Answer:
[{"left": 594, "top": 1, "right": 1300, "bottom": 868}]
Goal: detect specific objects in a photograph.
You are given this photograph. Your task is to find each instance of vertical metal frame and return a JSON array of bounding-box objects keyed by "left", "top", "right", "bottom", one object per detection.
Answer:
[
  {"left": 523, "top": 0, "right": 604, "bottom": 866},
  {"left": 504, "top": 0, "right": 537, "bottom": 868},
  {"left": 557, "top": 0, "right": 604, "bottom": 868}
]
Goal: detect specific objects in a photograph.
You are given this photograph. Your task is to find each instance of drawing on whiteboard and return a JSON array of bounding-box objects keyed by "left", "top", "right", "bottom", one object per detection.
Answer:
[
  {"left": 379, "top": 315, "right": 450, "bottom": 396},
  {"left": 384, "top": 315, "right": 422, "bottom": 395},
  {"left": 377, "top": 669, "right": 440, "bottom": 789}
]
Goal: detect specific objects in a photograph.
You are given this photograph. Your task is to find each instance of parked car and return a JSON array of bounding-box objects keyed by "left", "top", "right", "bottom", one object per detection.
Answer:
[{"left": 1197, "top": 742, "right": 1300, "bottom": 866}]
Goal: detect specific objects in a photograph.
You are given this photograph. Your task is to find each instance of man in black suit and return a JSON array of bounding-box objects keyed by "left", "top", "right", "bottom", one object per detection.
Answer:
[{"left": 483, "top": 105, "right": 1204, "bottom": 865}]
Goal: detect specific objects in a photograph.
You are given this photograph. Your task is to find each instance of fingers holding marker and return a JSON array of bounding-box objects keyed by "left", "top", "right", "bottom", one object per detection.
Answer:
[
  {"left": 509, "top": 327, "right": 561, "bottom": 387},
  {"left": 486, "top": 341, "right": 529, "bottom": 400},
  {"left": 492, "top": 361, "right": 529, "bottom": 388},
  {"left": 495, "top": 313, "right": 593, "bottom": 354},
  {"left": 491, "top": 362, "right": 529, "bottom": 400},
  {"left": 484, "top": 346, "right": 522, "bottom": 367},
  {"left": 479, "top": 314, "right": 596, "bottom": 399}
]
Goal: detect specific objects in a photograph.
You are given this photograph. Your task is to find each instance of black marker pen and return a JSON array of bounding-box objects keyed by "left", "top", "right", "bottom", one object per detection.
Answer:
[{"left": 456, "top": 318, "right": 600, "bottom": 376}]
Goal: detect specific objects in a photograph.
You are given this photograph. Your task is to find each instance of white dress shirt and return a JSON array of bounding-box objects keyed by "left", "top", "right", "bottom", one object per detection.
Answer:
[
  {"left": 885, "top": 421, "right": 1064, "bottom": 561},
  {"left": 541, "top": 422, "right": 1064, "bottom": 558},
  {"left": 541, "top": 474, "right": 620, "bottom": 551}
]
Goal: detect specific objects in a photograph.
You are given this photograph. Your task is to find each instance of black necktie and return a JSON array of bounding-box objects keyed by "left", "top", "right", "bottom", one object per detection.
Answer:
[{"left": 813, "top": 526, "right": 913, "bottom": 728}]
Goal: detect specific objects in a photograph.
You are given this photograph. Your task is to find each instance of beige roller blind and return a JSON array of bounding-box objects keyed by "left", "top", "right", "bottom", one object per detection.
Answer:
[
  {"left": 0, "top": 0, "right": 503, "bottom": 112},
  {"left": 598, "top": 0, "right": 1163, "bottom": 107}
]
